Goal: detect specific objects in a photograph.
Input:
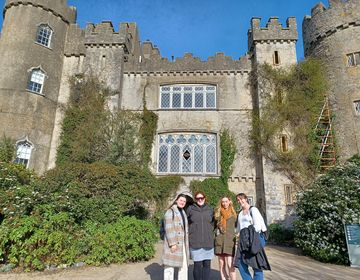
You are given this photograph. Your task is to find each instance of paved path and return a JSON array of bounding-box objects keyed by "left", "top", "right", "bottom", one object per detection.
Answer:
[{"left": 0, "top": 243, "right": 359, "bottom": 280}]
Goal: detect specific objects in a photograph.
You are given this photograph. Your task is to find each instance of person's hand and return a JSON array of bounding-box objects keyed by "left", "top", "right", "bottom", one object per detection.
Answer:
[{"left": 170, "top": 245, "right": 177, "bottom": 253}]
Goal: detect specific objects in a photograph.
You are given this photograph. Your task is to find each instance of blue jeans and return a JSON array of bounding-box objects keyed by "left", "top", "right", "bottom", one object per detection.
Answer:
[{"left": 238, "top": 233, "right": 266, "bottom": 280}]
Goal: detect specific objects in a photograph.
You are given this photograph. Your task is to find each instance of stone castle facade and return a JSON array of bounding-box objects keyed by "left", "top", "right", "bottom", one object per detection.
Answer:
[{"left": 0, "top": 0, "right": 359, "bottom": 223}]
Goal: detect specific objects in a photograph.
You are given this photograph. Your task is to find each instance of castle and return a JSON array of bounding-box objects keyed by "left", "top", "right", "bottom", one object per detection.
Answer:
[{"left": 0, "top": 0, "right": 359, "bottom": 224}]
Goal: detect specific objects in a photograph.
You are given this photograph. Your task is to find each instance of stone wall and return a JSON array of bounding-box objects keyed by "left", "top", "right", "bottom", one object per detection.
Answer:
[{"left": 303, "top": 0, "right": 360, "bottom": 160}]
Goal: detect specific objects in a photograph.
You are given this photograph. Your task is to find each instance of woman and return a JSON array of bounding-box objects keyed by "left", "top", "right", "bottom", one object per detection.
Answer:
[
  {"left": 162, "top": 193, "right": 189, "bottom": 280},
  {"left": 235, "top": 193, "right": 270, "bottom": 280},
  {"left": 187, "top": 191, "right": 214, "bottom": 280},
  {"left": 214, "top": 196, "right": 237, "bottom": 280}
]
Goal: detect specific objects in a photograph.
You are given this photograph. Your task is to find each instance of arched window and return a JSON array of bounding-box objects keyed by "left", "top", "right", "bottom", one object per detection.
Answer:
[
  {"left": 160, "top": 84, "right": 216, "bottom": 109},
  {"left": 27, "top": 68, "right": 46, "bottom": 94},
  {"left": 36, "top": 24, "right": 53, "bottom": 47},
  {"left": 14, "top": 141, "right": 33, "bottom": 168},
  {"left": 157, "top": 133, "right": 217, "bottom": 174}
]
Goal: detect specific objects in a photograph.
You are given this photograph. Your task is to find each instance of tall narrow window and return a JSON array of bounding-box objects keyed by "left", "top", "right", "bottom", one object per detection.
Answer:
[
  {"left": 36, "top": 24, "right": 53, "bottom": 48},
  {"left": 14, "top": 141, "right": 33, "bottom": 168},
  {"left": 157, "top": 133, "right": 217, "bottom": 174},
  {"left": 354, "top": 100, "right": 360, "bottom": 115},
  {"left": 280, "top": 135, "right": 288, "bottom": 152},
  {"left": 27, "top": 68, "right": 46, "bottom": 94},
  {"left": 284, "top": 184, "right": 296, "bottom": 205},
  {"left": 274, "top": 51, "right": 280, "bottom": 65}
]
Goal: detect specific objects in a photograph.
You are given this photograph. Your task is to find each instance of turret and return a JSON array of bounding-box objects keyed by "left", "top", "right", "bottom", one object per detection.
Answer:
[
  {"left": 0, "top": 0, "right": 76, "bottom": 173},
  {"left": 248, "top": 17, "right": 298, "bottom": 67},
  {"left": 302, "top": 0, "right": 360, "bottom": 159}
]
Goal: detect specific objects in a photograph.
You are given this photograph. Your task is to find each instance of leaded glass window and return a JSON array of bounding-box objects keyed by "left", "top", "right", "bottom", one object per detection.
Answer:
[
  {"left": 160, "top": 84, "right": 216, "bottom": 109},
  {"left": 36, "top": 24, "right": 53, "bottom": 47},
  {"left": 157, "top": 133, "right": 217, "bottom": 174},
  {"left": 14, "top": 141, "right": 33, "bottom": 168}
]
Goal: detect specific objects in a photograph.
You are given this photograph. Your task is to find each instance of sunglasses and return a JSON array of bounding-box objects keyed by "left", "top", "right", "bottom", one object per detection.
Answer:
[{"left": 195, "top": 196, "right": 205, "bottom": 201}]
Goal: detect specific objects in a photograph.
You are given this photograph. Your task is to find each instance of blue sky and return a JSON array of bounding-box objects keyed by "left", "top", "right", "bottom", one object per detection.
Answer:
[{"left": 0, "top": 0, "right": 326, "bottom": 60}]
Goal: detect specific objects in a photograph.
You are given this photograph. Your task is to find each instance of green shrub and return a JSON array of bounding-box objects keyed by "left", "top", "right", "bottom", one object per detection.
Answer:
[
  {"left": 0, "top": 212, "right": 78, "bottom": 271},
  {"left": 0, "top": 213, "right": 157, "bottom": 271},
  {"left": 80, "top": 217, "right": 157, "bottom": 265},
  {"left": 294, "top": 155, "right": 360, "bottom": 264},
  {"left": 190, "top": 179, "right": 237, "bottom": 208},
  {"left": 268, "top": 224, "right": 294, "bottom": 246}
]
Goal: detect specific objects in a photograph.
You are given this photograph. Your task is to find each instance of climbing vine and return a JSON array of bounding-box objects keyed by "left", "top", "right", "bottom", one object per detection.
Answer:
[
  {"left": 139, "top": 107, "right": 158, "bottom": 166},
  {"left": 250, "top": 59, "right": 327, "bottom": 186}
]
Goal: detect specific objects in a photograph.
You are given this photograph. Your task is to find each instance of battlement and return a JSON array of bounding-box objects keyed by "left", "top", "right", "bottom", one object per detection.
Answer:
[
  {"left": 84, "top": 21, "right": 133, "bottom": 53},
  {"left": 248, "top": 17, "right": 298, "bottom": 51},
  {"left": 125, "top": 51, "right": 251, "bottom": 74},
  {"left": 303, "top": 0, "right": 360, "bottom": 56},
  {"left": 4, "top": 0, "right": 76, "bottom": 24}
]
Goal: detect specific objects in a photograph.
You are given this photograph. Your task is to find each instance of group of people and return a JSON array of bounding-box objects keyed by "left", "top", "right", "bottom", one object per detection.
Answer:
[{"left": 162, "top": 192, "right": 271, "bottom": 280}]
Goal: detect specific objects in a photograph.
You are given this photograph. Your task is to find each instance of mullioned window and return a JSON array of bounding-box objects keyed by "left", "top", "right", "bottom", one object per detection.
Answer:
[{"left": 160, "top": 84, "right": 216, "bottom": 109}]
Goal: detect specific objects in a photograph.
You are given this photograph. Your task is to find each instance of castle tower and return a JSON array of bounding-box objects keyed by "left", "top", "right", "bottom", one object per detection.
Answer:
[
  {"left": 303, "top": 0, "right": 360, "bottom": 160},
  {"left": 248, "top": 17, "right": 298, "bottom": 223},
  {"left": 0, "top": 0, "right": 76, "bottom": 173}
]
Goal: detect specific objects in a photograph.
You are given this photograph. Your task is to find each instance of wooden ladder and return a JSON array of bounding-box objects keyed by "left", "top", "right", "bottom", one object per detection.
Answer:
[{"left": 315, "top": 98, "right": 336, "bottom": 171}]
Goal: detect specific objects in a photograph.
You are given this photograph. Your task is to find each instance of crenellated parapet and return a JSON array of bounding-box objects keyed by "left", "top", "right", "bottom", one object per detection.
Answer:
[
  {"left": 124, "top": 50, "right": 251, "bottom": 75},
  {"left": 248, "top": 17, "right": 298, "bottom": 51},
  {"left": 84, "top": 21, "right": 132, "bottom": 53},
  {"left": 303, "top": 0, "right": 360, "bottom": 56},
  {"left": 4, "top": 0, "right": 76, "bottom": 24}
]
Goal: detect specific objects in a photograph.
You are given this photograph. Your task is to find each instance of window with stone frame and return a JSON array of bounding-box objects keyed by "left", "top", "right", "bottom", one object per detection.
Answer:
[
  {"left": 346, "top": 52, "right": 360, "bottom": 67},
  {"left": 273, "top": 51, "right": 281, "bottom": 65},
  {"left": 27, "top": 68, "right": 46, "bottom": 94},
  {"left": 157, "top": 133, "right": 217, "bottom": 175},
  {"left": 354, "top": 100, "right": 360, "bottom": 115},
  {"left": 284, "top": 184, "right": 297, "bottom": 205},
  {"left": 160, "top": 84, "right": 216, "bottom": 109},
  {"left": 36, "top": 24, "right": 53, "bottom": 48},
  {"left": 14, "top": 141, "right": 33, "bottom": 168}
]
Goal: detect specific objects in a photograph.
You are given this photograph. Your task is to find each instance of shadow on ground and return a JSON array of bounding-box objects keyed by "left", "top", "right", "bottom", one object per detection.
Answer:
[{"left": 144, "top": 263, "right": 221, "bottom": 280}]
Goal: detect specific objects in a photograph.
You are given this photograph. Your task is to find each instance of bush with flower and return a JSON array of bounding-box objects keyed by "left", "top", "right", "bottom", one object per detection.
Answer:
[{"left": 294, "top": 155, "right": 360, "bottom": 264}]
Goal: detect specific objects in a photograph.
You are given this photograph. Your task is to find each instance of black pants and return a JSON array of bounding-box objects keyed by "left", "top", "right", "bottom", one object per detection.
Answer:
[{"left": 193, "top": 259, "right": 211, "bottom": 280}]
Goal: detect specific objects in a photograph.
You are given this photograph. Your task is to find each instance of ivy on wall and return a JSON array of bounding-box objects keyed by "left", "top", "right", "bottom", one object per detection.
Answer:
[
  {"left": 250, "top": 59, "right": 328, "bottom": 186},
  {"left": 56, "top": 76, "right": 158, "bottom": 167}
]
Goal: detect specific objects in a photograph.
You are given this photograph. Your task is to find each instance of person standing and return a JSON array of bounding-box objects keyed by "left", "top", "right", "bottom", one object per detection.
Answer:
[
  {"left": 162, "top": 193, "right": 190, "bottom": 280},
  {"left": 187, "top": 191, "right": 214, "bottom": 280},
  {"left": 234, "top": 193, "right": 270, "bottom": 280},
  {"left": 214, "top": 196, "right": 237, "bottom": 280}
]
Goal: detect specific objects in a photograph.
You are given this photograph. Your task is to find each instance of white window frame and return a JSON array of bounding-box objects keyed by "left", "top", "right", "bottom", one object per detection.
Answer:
[
  {"left": 14, "top": 140, "right": 33, "bottom": 168},
  {"left": 27, "top": 67, "right": 46, "bottom": 94},
  {"left": 354, "top": 100, "right": 360, "bottom": 115},
  {"left": 36, "top": 24, "right": 53, "bottom": 48},
  {"left": 347, "top": 52, "right": 360, "bottom": 67},
  {"left": 157, "top": 133, "right": 217, "bottom": 175},
  {"left": 159, "top": 84, "right": 216, "bottom": 109}
]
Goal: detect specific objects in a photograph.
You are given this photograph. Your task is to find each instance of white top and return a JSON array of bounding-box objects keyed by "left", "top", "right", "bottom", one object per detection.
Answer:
[{"left": 236, "top": 207, "right": 267, "bottom": 233}]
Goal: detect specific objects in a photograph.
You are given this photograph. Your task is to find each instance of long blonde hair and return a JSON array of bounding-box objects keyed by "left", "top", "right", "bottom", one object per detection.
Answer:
[{"left": 214, "top": 196, "right": 237, "bottom": 222}]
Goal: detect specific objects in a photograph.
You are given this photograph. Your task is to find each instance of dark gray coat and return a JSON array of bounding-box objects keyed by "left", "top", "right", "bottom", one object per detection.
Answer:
[
  {"left": 235, "top": 225, "right": 271, "bottom": 271},
  {"left": 186, "top": 204, "right": 214, "bottom": 249}
]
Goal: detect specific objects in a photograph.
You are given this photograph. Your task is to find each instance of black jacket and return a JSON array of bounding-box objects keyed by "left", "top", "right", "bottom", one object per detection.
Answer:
[
  {"left": 186, "top": 204, "right": 214, "bottom": 249},
  {"left": 235, "top": 225, "right": 271, "bottom": 271}
]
